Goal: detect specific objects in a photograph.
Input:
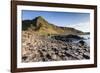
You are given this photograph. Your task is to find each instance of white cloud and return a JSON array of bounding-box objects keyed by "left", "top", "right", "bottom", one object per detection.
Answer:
[{"left": 66, "top": 21, "right": 90, "bottom": 32}]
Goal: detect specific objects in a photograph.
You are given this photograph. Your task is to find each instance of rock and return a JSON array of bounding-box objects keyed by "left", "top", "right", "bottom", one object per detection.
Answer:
[
  {"left": 22, "top": 55, "right": 28, "bottom": 61},
  {"left": 77, "top": 55, "right": 84, "bottom": 59},
  {"left": 46, "top": 54, "right": 52, "bottom": 59},
  {"left": 52, "top": 48, "right": 58, "bottom": 52},
  {"left": 74, "top": 52, "right": 79, "bottom": 56},
  {"left": 62, "top": 47, "right": 68, "bottom": 50},
  {"left": 64, "top": 52, "right": 71, "bottom": 57},
  {"left": 52, "top": 54, "right": 57, "bottom": 60},
  {"left": 83, "top": 52, "right": 90, "bottom": 59},
  {"left": 78, "top": 40, "right": 85, "bottom": 46}
]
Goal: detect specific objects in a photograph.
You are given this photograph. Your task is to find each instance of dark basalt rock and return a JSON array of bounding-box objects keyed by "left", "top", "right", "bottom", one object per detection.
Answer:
[
  {"left": 65, "top": 34, "right": 83, "bottom": 39},
  {"left": 51, "top": 34, "right": 84, "bottom": 42},
  {"left": 78, "top": 40, "right": 85, "bottom": 46}
]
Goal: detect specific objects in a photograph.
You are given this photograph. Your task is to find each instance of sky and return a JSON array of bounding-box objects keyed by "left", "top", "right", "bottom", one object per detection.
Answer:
[{"left": 22, "top": 10, "right": 90, "bottom": 32}]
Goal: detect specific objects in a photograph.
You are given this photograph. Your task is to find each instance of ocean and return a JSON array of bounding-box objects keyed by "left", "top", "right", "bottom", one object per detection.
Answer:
[
  {"left": 73, "top": 34, "right": 90, "bottom": 46},
  {"left": 79, "top": 34, "right": 90, "bottom": 46}
]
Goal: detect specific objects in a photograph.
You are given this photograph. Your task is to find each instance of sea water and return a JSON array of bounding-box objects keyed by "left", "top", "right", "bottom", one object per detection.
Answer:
[
  {"left": 73, "top": 34, "right": 90, "bottom": 46},
  {"left": 79, "top": 34, "right": 90, "bottom": 46}
]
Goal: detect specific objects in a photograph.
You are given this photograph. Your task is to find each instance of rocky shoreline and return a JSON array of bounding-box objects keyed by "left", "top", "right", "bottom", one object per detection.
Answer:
[{"left": 22, "top": 31, "right": 90, "bottom": 62}]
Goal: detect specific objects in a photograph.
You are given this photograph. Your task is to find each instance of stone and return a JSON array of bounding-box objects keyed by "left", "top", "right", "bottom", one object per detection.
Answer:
[
  {"left": 78, "top": 40, "right": 85, "bottom": 46},
  {"left": 83, "top": 52, "right": 90, "bottom": 59},
  {"left": 52, "top": 54, "right": 57, "bottom": 60}
]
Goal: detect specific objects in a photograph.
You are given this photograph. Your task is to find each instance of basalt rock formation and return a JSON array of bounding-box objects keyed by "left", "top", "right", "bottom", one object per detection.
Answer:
[{"left": 22, "top": 16, "right": 90, "bottom": 62}]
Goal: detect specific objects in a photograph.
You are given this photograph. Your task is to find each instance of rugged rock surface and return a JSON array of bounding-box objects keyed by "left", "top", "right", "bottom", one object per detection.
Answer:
[{"left": 22, "top": 31, "right": 90, "bottom": 62}]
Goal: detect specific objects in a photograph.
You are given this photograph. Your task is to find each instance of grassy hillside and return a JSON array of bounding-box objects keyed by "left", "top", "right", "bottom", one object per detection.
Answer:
[{"left": 22, "top": 16, "right": 84, "bottom": 35}]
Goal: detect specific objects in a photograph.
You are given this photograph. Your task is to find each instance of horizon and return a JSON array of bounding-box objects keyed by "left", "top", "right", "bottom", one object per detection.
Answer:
[{"left": 22, "top": 10, "right": 90, "bottom": 32}]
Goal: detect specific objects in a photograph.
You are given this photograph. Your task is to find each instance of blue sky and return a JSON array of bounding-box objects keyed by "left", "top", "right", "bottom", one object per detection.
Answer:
[{"left": 22, "top": 10, "right": 90, "bottom": 32}]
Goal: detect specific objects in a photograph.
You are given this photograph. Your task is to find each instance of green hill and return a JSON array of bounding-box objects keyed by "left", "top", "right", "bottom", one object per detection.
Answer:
[{"left": 22, "top": 16, "right": 84, "bottom": 35}]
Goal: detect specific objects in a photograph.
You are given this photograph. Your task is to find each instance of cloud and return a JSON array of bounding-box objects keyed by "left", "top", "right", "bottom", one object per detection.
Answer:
[{"left": 66, "top": 21, "right": 90, "bottom": 32}]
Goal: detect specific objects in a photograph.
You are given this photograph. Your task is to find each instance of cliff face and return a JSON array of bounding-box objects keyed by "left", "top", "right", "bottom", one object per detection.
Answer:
[{"left": 22, "top": 16, "right": 84, "bottom": 35}]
